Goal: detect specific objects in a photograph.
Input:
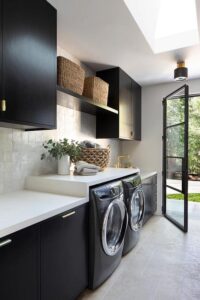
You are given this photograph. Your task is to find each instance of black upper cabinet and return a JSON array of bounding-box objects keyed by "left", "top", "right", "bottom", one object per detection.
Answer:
[
  {"left": 41, "top": 204, "right": 88, "bottom": 300},
  {"left": 0, "top": 225, "right": 40, "bottom": 300},
  {"left": 0, "top": 0, "right": 57, "bottom": 130},
  {"left": 96, "top": 67, "right": 141, "bottom": 140}
]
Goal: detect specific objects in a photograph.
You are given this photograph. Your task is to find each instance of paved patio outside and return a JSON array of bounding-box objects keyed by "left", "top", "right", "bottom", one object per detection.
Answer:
[{"left": 167, "top": 179, "right": 200, "bottom": 194}]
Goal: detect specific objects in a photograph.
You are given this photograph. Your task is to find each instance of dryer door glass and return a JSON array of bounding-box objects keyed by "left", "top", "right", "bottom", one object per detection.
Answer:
[
  {"left": 102, "top": 199, "right": 127, "bottom": 256},
  {"left": 129, "top": 187, "right": 145, "bottom": 231}
]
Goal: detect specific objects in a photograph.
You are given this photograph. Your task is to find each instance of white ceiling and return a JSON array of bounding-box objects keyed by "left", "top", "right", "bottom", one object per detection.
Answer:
[{"left": 48, "top": 0, "right": 200, "bottom": 86}]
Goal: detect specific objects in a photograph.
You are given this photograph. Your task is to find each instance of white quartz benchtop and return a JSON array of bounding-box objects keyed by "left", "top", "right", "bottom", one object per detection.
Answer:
[
  {"left": 25, "top": 168, "right": 140, "bottom": 197},
  {"left": 141, "top": 171, "right": 157, "bottom": 181},
  {"left": 0, "top": 190, "right": 87, "bottom": 239}
]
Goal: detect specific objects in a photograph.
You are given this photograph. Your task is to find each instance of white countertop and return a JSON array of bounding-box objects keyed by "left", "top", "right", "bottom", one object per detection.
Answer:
[
  {"left": 0, "top": 168, "right": 157, "bottom": 239},
  {"left": 25, "top": 168, "right": 140, "bottom": 197},
  {"left": 141, "top": 171, "right": 157, "bottom": 181},
  {"left": 0, "top": 190, "right": 87, "bottom": 239}
]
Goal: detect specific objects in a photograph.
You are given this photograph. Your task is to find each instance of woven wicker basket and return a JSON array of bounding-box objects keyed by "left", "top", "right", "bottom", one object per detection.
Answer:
[
  {"left": 57, "top": 56, "right": 85, "bottom": 95},
  {"left": 83, "top": 76, "right": 109, "bottom": 105},
  {"left": 80, "top": 146, "right": 110, "bottom": 170}
]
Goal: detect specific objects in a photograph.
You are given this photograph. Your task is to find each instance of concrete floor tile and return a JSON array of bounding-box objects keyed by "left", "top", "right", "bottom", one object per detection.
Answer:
[{"left": 79, "top": 213, "right": 200, "bottom": 300}]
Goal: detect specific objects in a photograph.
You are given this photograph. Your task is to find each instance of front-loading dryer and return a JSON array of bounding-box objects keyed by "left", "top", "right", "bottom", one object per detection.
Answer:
[
  {"left": 89, "top": 181, "right": 128, "bottom": 289},
  {"left": 122, "top": 174, "right": 145, "bottom": 256}
]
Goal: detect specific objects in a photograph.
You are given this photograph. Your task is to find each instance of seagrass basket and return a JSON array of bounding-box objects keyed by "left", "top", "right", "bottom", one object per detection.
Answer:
[
  {"left": 57, "top": 56, "right": 85, "bottom": 95},
  {"left": 83, "top": 76, "right": 109, "bottom": 105},
  {"left": 80, "top": 146, "right": 110, "bottom": 170}
]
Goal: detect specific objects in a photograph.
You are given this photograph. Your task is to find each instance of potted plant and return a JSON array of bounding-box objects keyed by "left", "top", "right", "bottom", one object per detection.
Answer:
[{"left": 41, "top": 139, "right": 81, "bottom": 175}]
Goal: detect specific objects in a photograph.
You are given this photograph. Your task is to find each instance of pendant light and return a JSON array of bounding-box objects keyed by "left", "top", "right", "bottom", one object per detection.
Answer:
[{"left": 174, "top": 61, "right": 188, "bottom": 81}]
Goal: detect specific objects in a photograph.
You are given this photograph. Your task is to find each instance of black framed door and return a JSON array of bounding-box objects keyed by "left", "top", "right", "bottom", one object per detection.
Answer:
[{"left": 162, "top": 84, "right": 189, "bottom": 232}]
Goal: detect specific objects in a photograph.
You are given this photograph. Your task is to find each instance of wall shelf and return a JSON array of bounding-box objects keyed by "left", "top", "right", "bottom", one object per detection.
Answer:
[{"left": 57, "top": 85, "right": 118, "bottom": 116}]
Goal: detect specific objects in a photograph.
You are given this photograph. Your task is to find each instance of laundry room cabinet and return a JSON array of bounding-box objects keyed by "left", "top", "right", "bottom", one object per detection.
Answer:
[
  {"left": 0, "top": 0, "right": 57, "bottom": 130},
  {"left": 40, "top": 204, "right": 88, "bottom": 300},
  {"left": 142, "top": 174, "right": 157, "bottom": 224},
  {"left": 0, "top": 225, "right": 40, "bottom": 300},
  {"left": 96, "top": 67, "right": 141, "bottom": 140},
  {"left": 0, "top": 203, "right": 88, "bottom": 300}
]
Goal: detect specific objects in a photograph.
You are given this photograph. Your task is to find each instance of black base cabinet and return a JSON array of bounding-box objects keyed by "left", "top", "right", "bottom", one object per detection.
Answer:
[
  {"left": 0, "top": 225, "right": 40, "bottom": 300},
  {"left": 142, "top": 175, "right": 157, "bottom": 224},
  {"left": 40, "top": 204, "right": 88, "bottom": 300},
  {"left": 0, "top": 203, "right": 88, "bottom": 300}
]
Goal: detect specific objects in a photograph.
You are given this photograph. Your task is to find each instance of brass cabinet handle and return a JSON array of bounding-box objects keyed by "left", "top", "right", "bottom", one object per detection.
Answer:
[
  {"left": 62, "top": 211, "right": 75, "bottom": 219},
  {"left": 0, "top": 99, "right": 6, "bottom": 112},
  {"left": 0, "top": 239, "right": 12, "bottom": 248}
]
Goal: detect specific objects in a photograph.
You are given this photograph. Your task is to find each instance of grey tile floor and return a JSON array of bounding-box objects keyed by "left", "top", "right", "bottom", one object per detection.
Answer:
[{"left": 80, "top": 209, "right": 200, "bottom": 300}]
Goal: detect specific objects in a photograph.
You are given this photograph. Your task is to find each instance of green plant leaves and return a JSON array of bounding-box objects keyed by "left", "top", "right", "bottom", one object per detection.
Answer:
[{"left": 41, "top": 139, "right": 82, "bottom": 162}]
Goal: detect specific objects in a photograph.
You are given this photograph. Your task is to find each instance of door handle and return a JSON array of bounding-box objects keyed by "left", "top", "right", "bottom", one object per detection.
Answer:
[
  {"left": 0, "top": 99, "right": 6, "bottom": 112},
  {"left": 0, "top": 239, "right": 12, "bottom": 248},
  {"left": 62, "top": 211, "right": 75, "bottom": 219},
  {"left": 182, "top": 158, "right": 186, "bottom": 194}
]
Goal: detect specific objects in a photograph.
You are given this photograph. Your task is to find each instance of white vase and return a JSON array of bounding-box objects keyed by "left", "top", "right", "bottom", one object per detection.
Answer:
[{"left": 58, "top": 155, "right": 70, "bottom": 175}]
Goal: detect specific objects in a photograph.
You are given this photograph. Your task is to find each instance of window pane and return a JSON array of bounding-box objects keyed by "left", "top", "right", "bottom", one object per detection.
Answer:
[
  {"left": 166, "top": 188, "right": 184, "bottom": 227},
  {"left": 167, "top": 96, "right": 185, "bottom": 126},
  {"left": 166, "top": 124, "right": 184, "bottom": 157},
  {"left": 167, "top": 157, "right": 183, "bottom": 191}
]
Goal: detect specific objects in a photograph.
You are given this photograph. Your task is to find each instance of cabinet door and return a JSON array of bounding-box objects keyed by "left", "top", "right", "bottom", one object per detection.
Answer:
[
  {"left": 119, "top": 70, "right": 134, "bottom": 140},
  {"left": 142, "top": 175, "right": 157, "bottom": 224},
  {"left": 2, "top": 0, "right": 56, "bottom": 128},
  {"left": 0, "top": 0, "right": 2, "bottom": 103},
  {"left": 132, "top": 80, "right": 141, "bottom": 140},
  {"left": 0, "top": 226, "right": 40, "bottom": 300},
  {"left": 41, "top": 204, "right": 88, "bottom": 300}
]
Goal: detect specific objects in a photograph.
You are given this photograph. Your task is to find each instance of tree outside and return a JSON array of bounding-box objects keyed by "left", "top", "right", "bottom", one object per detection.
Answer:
[
  {"left": 166, "top": 95, "right": 200, "bottom": 203},
  {"left": 188, "top": 96, "right": 200, "bottom": 176},
  {"left": 166, "top": 96, "right": 200, "bottom": 178}
]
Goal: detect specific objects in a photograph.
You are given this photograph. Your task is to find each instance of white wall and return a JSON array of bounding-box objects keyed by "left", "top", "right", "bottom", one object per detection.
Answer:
[
  {"left": 122, "top": 78, "right": 200, "bottom": 215},
  {"left": 0, "top": 47, "right": 121, "bottom": 195}
]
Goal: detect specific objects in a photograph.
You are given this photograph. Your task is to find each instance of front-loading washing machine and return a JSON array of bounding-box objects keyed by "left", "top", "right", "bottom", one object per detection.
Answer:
[
  {"left": 89, "top": 180, "right": 128, "bottom": 289},
  {"left": 122, "top": 174, "right": 145, "bottom": 256}
]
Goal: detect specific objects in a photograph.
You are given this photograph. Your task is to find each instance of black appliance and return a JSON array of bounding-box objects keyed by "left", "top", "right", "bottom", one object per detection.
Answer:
[
  {"left": 122, "top": 174, "right": 145, "bottom": 256},
  {"left": 89, "top": 181, "right": 128, "bottom": 289}
]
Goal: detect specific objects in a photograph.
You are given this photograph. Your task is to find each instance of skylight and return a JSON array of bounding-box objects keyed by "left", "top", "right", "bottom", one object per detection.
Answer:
[{"left": 124, "top": 0, "right": 199, "bottom": 53}]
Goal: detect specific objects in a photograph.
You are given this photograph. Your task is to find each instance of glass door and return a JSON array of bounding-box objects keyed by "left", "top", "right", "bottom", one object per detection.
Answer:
[{"left": 163, "top": 85, "right": 189, "bottom": 232}]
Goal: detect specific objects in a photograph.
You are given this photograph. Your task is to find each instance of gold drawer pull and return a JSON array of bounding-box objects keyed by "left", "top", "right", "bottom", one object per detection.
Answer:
[
  {"left": 62, "top": 211, "right": 75, "bottom": 219},
  {"left": 1, "top": 99, "right": 6, "bottom": 112},
  {"left": 0, "top": 239, "right": 12, "bottom": 248}
]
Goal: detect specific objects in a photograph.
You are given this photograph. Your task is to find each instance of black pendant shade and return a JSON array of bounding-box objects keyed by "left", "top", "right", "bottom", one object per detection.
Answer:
[{"left": 174, "top": 62, "right": 188, "bottom": 81}]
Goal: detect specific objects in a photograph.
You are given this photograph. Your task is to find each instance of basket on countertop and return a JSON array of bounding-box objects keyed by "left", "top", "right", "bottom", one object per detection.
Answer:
[
  {"left": 83, "top": 76, "right": 109, "bottom": 106},
  {"left": 57, "top": 56, "right": 85, "bottom": 95},
  {"left": 80, "top": 146, "right": 110, "bottom": 170}
]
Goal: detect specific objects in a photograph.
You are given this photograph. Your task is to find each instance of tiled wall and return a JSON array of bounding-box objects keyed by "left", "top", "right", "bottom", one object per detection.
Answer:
[{"left": 0, "top": 48, "right": 121, "bottom": 195}]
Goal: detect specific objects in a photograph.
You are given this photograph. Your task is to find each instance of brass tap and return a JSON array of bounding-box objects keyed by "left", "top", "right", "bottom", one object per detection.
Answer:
[{"left": 117, "top": 155, "right": 131, "bottom": 168}]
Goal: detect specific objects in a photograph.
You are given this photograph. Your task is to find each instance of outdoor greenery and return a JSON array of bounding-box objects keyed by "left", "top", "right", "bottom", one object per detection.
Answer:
[
  {"left": 167, "top": 193, "right": 200, "bottom": 203},
  {"left": 189, "top": 98, "right": 200, "bottom": 174},
  {"left": 41, "top": 139, "right": 81, "bottom": 162},
  {"left": 167, "top": 96, "right": 200, "bottom": 175}
]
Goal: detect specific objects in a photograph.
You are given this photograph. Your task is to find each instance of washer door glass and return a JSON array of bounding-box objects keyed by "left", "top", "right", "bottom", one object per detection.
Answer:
[
  {"left": 102, "top": 199, "right": 127, "bottom": 256},
  {"left": 129, "top": 187, "right": 145, "bottom": 231}
]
